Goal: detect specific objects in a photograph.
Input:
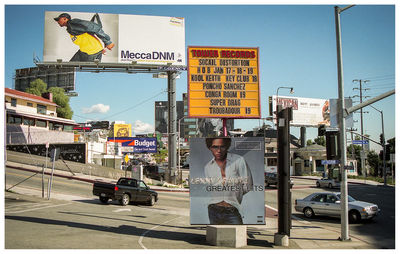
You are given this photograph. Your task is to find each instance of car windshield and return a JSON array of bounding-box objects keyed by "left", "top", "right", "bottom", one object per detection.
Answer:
[{"left": 337, "top": 194, "right": 356, "bottom": 202}]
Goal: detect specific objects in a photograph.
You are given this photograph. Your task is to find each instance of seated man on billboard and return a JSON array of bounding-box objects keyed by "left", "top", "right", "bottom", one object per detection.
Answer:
[
  {"left": 204, "top": 137, "right": 253, "bottom": 224},
  {"left": 54, "top": 13, "right": 115, "bottom": 62}
]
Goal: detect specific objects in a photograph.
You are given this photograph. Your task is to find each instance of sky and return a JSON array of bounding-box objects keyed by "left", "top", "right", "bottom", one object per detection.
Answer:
[{"left": 3, "top": 2, "right": 397, "bottom": 152}]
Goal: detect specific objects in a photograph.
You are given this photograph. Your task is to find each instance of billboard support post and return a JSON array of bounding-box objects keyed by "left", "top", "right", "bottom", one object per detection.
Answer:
[
  {"left": 167, "top": 71, "right": 177, "bottom": 184},
  {"left": 275, "top": 105, "right": 292, "bottom": 246}
]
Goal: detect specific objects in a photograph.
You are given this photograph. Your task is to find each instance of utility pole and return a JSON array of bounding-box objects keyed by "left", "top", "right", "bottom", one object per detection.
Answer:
[{"left": 353, "top": 79, "right": 370, "bottom": 180}]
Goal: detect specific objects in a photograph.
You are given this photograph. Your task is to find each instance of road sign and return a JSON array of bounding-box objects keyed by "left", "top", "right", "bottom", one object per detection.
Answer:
[
  {"left": 187, "top": 46, "right": 260, "bottom": 118},
  {"left": 124, "top": 154, "right": 130, "bottom": 163},
  {"left": 352, "top": 140, "right": 369, "bottom": 145},
  {"left": 321, "top": 160, "right": 340, "bottom": 165}
]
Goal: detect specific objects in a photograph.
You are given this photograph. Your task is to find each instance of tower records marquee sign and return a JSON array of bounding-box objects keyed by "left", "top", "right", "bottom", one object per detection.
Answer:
[{"left": 187, "top": 46, "right": 260, "bottom": 118}]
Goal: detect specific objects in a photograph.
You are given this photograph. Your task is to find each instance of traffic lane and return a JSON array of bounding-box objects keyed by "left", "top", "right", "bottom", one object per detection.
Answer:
[
  {"left": 5, "top": 191, "right": 205, "bottom": 249},
  {"left": 5, "top": 166, "right": 94, "bottom": 198}
]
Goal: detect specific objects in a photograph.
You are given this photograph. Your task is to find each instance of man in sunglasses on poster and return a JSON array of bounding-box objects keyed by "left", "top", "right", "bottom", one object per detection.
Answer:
[{"left": 204, "top": 137, "right": 253, "bottom": 225}]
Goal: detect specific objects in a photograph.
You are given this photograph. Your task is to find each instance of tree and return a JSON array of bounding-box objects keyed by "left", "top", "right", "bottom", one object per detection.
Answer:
[
  {"left": 25, "top": 79, "right": 73, "bottom": 119},
  {"left": 367, "top": 151, "right": 380, "bottom": 177},
  {"left": 306, "top": 136, "right": 326, "bottom": 146},
  {"left": 48, "top": 87, "right": 73, "bottom": 119},
  {"left": 25, "top": 79, "right": 47, "bottom": 96}
]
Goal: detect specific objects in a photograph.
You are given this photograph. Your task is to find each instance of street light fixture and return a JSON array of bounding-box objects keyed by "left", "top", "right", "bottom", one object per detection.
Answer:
[{"left": 275, "top": 86, "right": 294, "bottom": 124}]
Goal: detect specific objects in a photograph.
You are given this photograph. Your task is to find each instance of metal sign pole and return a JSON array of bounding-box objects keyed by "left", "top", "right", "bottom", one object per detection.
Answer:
[{"left": 48, "top": 150, "right": 56, "bottom": 200}]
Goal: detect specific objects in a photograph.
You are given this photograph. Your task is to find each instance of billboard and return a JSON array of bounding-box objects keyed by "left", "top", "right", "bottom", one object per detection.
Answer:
[
  {"left": 44, "top": 11, "right": 185, "bottom": 66},
  {"left": 187, "top": 46, "right": 260, "bottom": 119},
  {"left": 107, "top": 137, "right": 157, "bottom": 153},
  {"left": 14, "top": 67, "right": 75, "bottom": 92},
  {"left": 189, "top": 137, "right": 265, "bottom": 225},
  {"left": 270, "top": 95, "right": 330, "bottom": 127},
  {"left": 113, "top": 124, "right": 132, "bottom": 137}
]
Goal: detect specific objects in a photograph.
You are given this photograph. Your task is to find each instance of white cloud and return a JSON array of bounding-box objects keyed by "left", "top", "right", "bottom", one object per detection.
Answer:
[
  {"left": 82, "top": 104, "right": 110, "bottom": 114},
  {"left": 133, "top": 120, "right": 154, "bottom": 134}
]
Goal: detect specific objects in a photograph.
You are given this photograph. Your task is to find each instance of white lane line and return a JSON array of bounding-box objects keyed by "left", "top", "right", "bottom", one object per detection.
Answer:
[
  {"left": 138, "top": 216, "right": 181, "bottom": 249},
  {"left": 5, "top": 202, "right": 48, "bottom": 209},
  {"left": 113, "top": 208, "right": 131, "bottom": 213},
  {"left": 5, "top": 203, "right": 70, "bottom": 214}
]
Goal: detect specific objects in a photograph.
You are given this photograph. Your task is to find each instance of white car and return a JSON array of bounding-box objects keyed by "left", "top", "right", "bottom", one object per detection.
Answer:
[
  {"left": 316, "top": 178, "right": 340, "bottom": 189},
  {"left": 295, "top": 192, "right": 380, "bottom": 223}
]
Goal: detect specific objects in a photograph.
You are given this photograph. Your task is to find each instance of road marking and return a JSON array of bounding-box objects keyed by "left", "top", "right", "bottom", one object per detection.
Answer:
[
  {"left": 5, "top": 203, "right": 70, "bottom": 214},
  {"left": 138, "top": 216, "right": 182, "bottom": 249},
  {"left": 265, "top": 204, "right": 311, "bottom": 224},
  {"left": 5, "top": 202, "right": 47, "bottom": 209},
  {"left": 113, "top": 208, "right": 131, "bottom": 213}
]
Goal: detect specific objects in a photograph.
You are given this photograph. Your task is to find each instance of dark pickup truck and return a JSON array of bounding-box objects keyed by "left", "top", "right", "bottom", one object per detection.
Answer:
[{"left": 92, "top": 177, "right": 158, "bottom": 206}]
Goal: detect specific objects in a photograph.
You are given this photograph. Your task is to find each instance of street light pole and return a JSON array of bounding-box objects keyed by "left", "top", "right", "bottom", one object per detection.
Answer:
[
  {"left": 370, "top": 105, "right": 386, "bottom": 186},
  {"left": 334, "top": 4, "right": 354, "bottom": 242},
  {"left": 177, "top": 116, "right": 186, "bottom": 187},
  {"left": 274, "top": 86, "right": 294, "bottom": 246}
]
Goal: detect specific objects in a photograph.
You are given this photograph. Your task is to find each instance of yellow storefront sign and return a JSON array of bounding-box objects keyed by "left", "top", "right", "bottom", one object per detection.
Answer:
[
  {"left": 114, "top": 124, "right": 132, "bottom": 137},
  {"left": 187, "top": 46, "right": 260, "bottom": 118}
]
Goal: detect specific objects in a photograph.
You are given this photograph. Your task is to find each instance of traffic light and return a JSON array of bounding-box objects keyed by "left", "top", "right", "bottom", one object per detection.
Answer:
[
  {"left": 325, "top": 131, "right": 341, "bottom": 160},
  {"left": 380, "top": 134, "right": 384, "bottom": 145},
  {"left": 385, "top": 144, "right": 391, "bottom": 161},
  {"left": 318, "top": 124, "right": 326, "bottom": 136}
]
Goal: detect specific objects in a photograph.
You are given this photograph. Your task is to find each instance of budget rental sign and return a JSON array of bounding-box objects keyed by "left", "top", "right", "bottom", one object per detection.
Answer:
[
  {"left": 187, "top": 46, "right": 260, "bottom": 118},
  {"left": 107, "top": 137, "right": 157, "bottom": 153}
]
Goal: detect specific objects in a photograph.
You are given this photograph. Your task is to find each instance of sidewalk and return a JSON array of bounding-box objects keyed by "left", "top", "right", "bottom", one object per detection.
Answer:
[{"left": 5, "top": 160, "right": 378, "bottom": 249}]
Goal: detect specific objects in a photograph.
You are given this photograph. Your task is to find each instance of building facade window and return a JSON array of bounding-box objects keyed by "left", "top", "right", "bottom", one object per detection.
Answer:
[
  {"left": 23, "top": 118, "right": 35, "bottom": 126},
  {"left": 267, "top": 158, "right": 277, "bottom": 166},
  {"left": 27, "top": 102, "right": 33, "bottom": 107},
  {"left": 36, "top": 120, "right": 47, "bottom": 128},
  {"left": 11, "top": 98, "right": 17, "bottom": 107},
  {"left": 7, "top": 115, "right": 22, "bottom": 124},
  {"left": 37, "top": 104, "right": 47, "bottom": 115}
]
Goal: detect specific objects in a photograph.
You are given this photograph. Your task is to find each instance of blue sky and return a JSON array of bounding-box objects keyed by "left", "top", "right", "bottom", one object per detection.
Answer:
[{"left": 3, "top": 3, "right": 396, "bottom": 151}]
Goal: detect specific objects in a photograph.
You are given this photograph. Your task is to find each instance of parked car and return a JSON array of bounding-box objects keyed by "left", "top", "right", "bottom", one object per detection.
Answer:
[
  {"left": 143, "top": 165, "right": 165, "bottom": 181},
  {"left": 265, "top": 172, "right": 294, "bottom": 188},
  {"left": 316, "top": 178, "right": 341, "bottom": 189},
  {"left": 93, "top": 177, "right": 158, "bottom": 206},
  {"left": 294, "top": 192, "right": 380, "bottom": 223}
]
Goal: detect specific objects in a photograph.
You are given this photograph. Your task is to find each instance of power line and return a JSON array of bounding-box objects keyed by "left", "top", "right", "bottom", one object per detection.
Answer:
[{"left": 99, "top": 89, "right": 167, "bottom": 120}]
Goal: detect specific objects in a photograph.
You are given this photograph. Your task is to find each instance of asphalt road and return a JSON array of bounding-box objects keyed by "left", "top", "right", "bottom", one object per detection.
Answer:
[
  {"left": 264, "top": 177, "right": 395, "bottom": 249},
  {"left": 5, "top": 167, "right": 395, "bottom": 249}
]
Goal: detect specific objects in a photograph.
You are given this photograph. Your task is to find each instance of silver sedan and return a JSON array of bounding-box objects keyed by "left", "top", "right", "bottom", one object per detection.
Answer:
[
  {"left": 295, "top": 192, "right": 380, "bottom": 223},
  {"left": 316, "top": 178, "right": 340, "bottom": 189}
]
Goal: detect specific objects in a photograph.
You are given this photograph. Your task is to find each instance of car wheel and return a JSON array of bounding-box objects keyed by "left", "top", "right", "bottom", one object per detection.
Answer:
[
  {"left": 120, "top": 193, "right": 130, "bottom": 206},
  {"left": 328, "top": 183, "right": 333, "bottom": 189},
  {"left": 316, "top": 182, "right": 320, "bottom": 188},
  {"left": 148, "top": 195, "right": 156, "bottom": 206},
  {"left": 99, "top": 196, "right": 109, "bottom": 204},
  {"left": 303, "top": 207, "right": 315, "bottom": 218},
  {"left": 349, "top": 210, "right": 361, "bottom": 223}
]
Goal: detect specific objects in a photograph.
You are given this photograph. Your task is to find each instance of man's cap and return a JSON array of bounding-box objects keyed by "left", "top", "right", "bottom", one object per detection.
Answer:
[{"left": 54, "top": 13, "right": 71, "bottom": 21}]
